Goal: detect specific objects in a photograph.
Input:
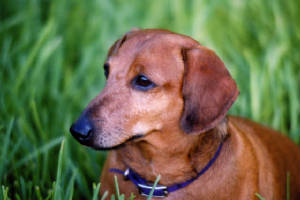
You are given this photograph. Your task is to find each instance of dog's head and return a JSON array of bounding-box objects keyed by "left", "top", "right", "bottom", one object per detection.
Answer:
[{"left": 70, "top": 29, "right": 239, "bottom": 150}]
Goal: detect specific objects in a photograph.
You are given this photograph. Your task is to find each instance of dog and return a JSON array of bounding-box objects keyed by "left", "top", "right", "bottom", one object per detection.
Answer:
[{"left": 70, "top": 29, "right": 300, "bottom": 199}]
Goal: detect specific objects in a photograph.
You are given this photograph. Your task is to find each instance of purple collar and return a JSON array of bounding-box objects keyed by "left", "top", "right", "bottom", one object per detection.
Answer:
[{"left": 109, "top": 141, "right": 224, "bottom": 198}]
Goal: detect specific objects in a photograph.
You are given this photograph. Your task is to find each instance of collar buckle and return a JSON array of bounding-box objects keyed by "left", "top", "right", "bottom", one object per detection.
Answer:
[
  {"left": 137, "top": 183, "right": 168, "bottom": 198},
  {"left": 123, "top": 168, "right": 130, "bottom": 180}
]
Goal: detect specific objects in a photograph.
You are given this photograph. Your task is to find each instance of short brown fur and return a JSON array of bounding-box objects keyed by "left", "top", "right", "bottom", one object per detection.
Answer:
[{"left": 74, "top": 29, "right": 300, "bottom": 199}]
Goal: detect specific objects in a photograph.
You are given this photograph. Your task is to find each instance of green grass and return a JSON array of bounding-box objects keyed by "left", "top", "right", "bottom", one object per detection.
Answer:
[
  {"left": 255, "top": 193, "right": 266, "bottom": 200},
  {"left": 0, "top": 0, "right": 299, "bottom": 199}
]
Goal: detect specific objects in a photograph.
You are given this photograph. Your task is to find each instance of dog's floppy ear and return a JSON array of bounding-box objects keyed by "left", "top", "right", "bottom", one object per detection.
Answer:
[{"left": 180, "top": 46, "right": 239, "bottom": 134}]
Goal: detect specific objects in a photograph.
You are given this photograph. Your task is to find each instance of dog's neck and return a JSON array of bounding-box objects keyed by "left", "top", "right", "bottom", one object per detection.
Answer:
[{"left": 116, "top": 120, "right": 228, "bottom": 185}]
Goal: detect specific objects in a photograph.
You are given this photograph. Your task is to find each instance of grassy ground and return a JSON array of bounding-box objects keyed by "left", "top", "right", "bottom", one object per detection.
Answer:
[{"left": 0, "top": 0, "right": 299, "bottom": 199}]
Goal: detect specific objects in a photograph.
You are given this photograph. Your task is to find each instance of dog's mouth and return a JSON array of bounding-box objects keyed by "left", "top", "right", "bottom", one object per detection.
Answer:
[{"left": 92, "top": 134, "right": 145, "bottom": 151}]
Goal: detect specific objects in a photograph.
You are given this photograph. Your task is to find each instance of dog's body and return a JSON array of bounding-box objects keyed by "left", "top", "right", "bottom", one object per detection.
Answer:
[
  {"left": 101, "top": 116, "right": 300, "bottom": 200},
  {"left": 70, "top": 29, "right": 300, "bottom": 199}
]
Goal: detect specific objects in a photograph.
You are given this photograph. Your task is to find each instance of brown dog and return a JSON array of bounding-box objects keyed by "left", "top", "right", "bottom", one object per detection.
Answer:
[{"left": 70, "top": 29, "right": 300, "bottom": 199}]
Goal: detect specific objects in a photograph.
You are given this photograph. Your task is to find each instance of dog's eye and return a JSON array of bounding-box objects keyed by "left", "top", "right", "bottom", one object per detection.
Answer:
[
  {"left": 132, "top": 75, "right": 156, "bottom": 91},
  {"left": 104, "top": 63, "right": 109, "bottom": 79}
]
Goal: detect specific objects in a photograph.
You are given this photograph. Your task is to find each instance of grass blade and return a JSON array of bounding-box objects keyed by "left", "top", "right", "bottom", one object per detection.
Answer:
[
  {"left": 92, "top": 183, "right": 101, "bottom": 200},
  {"left": 147, "top": 175, "right": 161, "bottom": 200},
  {"left": 100, "top": 191, "right": 108, "bottom": 200},
  {"left": 113, "top": 175, "right": 124, "bottom": 200},
  {"left": 0, "top": 118, "right": 14, "bottom": 185},
  {"left": 255, "top": 193, "right": 266, "bottom": 200},
  {"left": 12, "top": 136, "right": 63, "bottom": 170},
  {"left": 2, "top": 186, "right": 9, "bottom": 200},
  {"left": 13, "top": 20, "right": 54, "bottom": 93},
  {"left": 65, "top": 169, "right": 77, "bottom": 200},
  {"left": 53, "top": 139, "right": 65, "bottom": 200},
  {"left": 286, "top": 172, "right": 290, "bottom": 200}
]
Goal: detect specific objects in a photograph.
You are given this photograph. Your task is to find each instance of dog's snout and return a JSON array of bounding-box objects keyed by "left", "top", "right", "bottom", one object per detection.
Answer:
[{"left": 70, "top": 115, "right": 94, "bottom": 143}]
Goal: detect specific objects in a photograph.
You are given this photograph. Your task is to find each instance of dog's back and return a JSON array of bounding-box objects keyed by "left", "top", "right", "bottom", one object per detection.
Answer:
[{"left": 228, "top": 116, "right": 300, "bottom": 199}]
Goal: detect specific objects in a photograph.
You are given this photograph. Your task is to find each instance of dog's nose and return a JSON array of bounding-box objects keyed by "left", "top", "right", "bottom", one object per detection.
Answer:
[{"left": 70, "top": 115, "right": 93, "bottom": 143}]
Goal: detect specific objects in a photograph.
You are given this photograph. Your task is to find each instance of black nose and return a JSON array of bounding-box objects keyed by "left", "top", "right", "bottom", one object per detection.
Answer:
[{"left": 70, "top": 115, "right": 93, "bottom": 143}]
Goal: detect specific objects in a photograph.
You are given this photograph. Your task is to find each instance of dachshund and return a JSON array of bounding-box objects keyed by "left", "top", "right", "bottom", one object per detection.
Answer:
[{"left": 70, "top": 29, "right": 300, "bottom": 199}]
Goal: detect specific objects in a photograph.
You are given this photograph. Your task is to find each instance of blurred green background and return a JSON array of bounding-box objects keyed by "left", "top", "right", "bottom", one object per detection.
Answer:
[{"left": 0, "top": 0, "right": 299, "bottom": 199}]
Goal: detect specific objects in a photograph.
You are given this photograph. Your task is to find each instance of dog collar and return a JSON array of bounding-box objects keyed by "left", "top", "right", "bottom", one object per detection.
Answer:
[{"left": 109, "top": 141, "right": 224, "bottom": 198}]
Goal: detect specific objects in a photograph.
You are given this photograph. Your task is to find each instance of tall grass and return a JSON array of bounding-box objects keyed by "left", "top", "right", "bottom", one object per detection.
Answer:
[{"left": 0, "top": 0, "right": 299, "bottom": 199}]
